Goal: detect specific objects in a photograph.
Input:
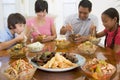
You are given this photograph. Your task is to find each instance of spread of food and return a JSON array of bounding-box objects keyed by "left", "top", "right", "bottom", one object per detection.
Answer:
[
  {"left": 82, "top": 58, "right": 116, "bottom": 80},
  {"left": 8, "top": 43, "right": 27, "bottom": 58},
  {"left": 4, "top": 59, "right": 36, "bottom": 80},
  {"left": 78, "top": 41, "right": 97, "bottom": 54},
  {"left": 31, "top": 52, "right": 78, "bottom": 68},
  {"left": 42, "top": 53, "right": 77, "bottom": 68}
]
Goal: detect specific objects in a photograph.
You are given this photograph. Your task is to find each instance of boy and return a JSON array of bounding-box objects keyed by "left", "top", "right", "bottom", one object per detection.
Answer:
[{"left": 0, "top": 13, "right": 26, "bottom": 50}]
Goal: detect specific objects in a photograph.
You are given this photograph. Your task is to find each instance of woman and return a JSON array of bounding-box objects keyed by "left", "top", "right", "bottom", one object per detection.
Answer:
[{"left": 26, "top": 0, "right": 57, "bottom": 42}]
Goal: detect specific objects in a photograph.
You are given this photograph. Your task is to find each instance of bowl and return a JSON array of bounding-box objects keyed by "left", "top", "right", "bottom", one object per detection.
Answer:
[
  {"left": 56, "top": 40, "right": 70, "bottom": 49},
  {"left": 89, "top": 36, "right": 101, "bottom": 45},
  {"left": 3, "top": 59, "right": 36, "bottom": 80},
  {"left": 78, "top": 41, "right": 98, "bottom": 54},
  {"left": 27, "top": 42, "right": 44, "bottom": 52},
  {"left": 81, "top": 58, "right": 116, "bottom": 80},
  {"left": 68, "top": 34, "right": 81, "bottom": 42},
  {"left": 8, "top": 43, "right": 27, "bottom": 59}
]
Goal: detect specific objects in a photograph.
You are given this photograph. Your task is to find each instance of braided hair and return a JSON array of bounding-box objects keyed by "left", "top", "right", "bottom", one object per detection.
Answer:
[{"left": 103, "top": 8, "right": 119, "bottom": 49}]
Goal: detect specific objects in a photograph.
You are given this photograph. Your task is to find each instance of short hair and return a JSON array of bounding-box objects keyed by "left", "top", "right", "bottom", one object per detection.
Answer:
[
  {"left": 78, "top": 0, "right": 92, "bottom": 12},
  {"left": 7, "top": 13, "right": 26, "bottom": 29},
  {"left": 35, "top": 0, "right": 48, "bottom": 13},
  {"left": 102, "top": 8, "right": 119, "bottom": 24}
]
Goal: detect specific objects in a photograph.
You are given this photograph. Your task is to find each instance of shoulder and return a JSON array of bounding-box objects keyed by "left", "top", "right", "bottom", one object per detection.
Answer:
[
  {"left": 89, "top": 14, "right": 98, "bottom": 19},
  {"left": 26, "top": 17, "right": 35, "bottom": 22},
  {"left": 66, "top": 13, "right": 78, "bottom": 19}
]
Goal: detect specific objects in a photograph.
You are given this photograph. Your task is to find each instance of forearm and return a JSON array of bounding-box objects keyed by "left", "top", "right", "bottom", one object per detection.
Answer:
[
  {"left": 0, "top": 39, "right": 17, "bottom": 50},
  {"left": 60, "top": 26, "right": 67, "bottom": 35},
  {"left": 51, "top": 34, "right": 57, "bottom": 40}
]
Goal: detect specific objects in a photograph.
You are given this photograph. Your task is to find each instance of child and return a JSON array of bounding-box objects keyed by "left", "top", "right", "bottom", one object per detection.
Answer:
[
  {"left": 96, "top": 8, "right": 120, "bottom": 54},
  {"left": 0, "top": 13, "right": 26, "bottom": 50}
]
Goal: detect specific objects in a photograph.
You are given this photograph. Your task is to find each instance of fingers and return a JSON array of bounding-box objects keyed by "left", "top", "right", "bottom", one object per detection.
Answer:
[{"left": 66, "top": 24, "right": 73, "bottom": 32}]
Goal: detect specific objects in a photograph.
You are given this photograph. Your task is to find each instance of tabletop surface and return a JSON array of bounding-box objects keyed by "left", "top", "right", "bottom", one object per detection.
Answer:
[{"left": 0, "top": 41, "right": 120, "bottom": 80}]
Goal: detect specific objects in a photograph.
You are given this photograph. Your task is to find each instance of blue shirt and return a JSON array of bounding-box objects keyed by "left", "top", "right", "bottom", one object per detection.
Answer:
[{"left": 0, "top": 27, "right": 15, "bottom": 42}]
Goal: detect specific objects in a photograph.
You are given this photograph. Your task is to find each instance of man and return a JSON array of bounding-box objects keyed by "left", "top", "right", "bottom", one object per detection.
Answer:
[
  {"left": 0, "top": 13, "right": 26, "bottom": 50},
  {"left": 60, "top": 0, "right": 98, "bottom": 43}
]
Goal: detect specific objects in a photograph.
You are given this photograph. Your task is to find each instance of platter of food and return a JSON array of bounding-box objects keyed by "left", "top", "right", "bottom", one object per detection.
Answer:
[{"left": 27, "top": 52, "right": 86, "bottom": 72}]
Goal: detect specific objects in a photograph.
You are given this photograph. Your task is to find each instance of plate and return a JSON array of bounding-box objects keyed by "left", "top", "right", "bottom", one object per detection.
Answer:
[{"left": 28, "top": 53, "right": 86, "bottom": 72}]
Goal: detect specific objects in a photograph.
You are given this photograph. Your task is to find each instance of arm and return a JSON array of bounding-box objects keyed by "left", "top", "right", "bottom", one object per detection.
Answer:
[
  {"left": 51, "top": 24, "right": 57, "bottom": 40},
  {"left": 0, "top": 39, "right": 17, "bottom": 50},
  {"left": 96, "top": 31, "right": 106, "bottom": 38},
  {"left": 0, "top": 34, "right": 24, "bottom": 50},
  {"left": 60, "top": 24, "right": 72, "bottom": 35}
]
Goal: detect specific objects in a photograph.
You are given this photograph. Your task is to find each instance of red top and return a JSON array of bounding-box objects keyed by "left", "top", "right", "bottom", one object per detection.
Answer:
[{"left": 104, "top": 26, "right": 120, "bottom": 55}]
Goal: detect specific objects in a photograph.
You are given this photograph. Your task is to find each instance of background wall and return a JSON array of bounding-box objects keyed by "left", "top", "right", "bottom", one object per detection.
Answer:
[{"left": 0, "top": 0, "right": 120, "bottom": 44}]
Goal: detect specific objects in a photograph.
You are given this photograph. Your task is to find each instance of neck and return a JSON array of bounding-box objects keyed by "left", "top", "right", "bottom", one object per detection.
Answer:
[
  {"left": 110, "top": 24, "right": 118, "bottom": 32},
  {"left": 10, "top": 29, "right": 15, "bottom": 35}
]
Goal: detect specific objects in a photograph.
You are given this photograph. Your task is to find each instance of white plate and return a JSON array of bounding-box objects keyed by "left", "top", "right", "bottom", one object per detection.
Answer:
[{"left": 28, "top": 53, "right": 86, "bottom": 72}]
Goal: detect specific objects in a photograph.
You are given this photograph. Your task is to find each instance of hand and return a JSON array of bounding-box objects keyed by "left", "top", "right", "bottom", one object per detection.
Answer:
[
  {"left": 74, "top": 36, "right": 89, "bottom": 43},
  {"left": 90, "top": 24, "right": 96, "bottom": 37},
  {"left": 42, "top": 36, "right": 53, "bottom": 42},
  {"left": 15, "top": 33, "right": 25, "bottom": 43},
  {"left": 65, "top": 24, "right": 73, "bottom": 32}
]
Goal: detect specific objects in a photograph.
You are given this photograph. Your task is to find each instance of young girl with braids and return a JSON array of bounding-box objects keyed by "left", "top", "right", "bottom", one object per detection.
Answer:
[{"left": 96, "top": 8, "right": 120, "bottom": 80}]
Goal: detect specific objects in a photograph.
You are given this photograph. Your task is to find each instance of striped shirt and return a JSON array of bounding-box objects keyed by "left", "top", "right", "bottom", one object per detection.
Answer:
[{"left": 64, "top": 13, "right": 98, "bottom": 37}]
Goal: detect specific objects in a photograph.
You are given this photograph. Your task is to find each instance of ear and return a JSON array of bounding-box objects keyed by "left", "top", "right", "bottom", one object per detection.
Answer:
[{"left": 113, "top": 17, "right": 117, "bottom": 22}]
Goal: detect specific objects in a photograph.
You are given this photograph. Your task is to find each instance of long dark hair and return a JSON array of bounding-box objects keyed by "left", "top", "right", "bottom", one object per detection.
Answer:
[{"left": 103, "top": 8, "right": 119, "bottom": 48}]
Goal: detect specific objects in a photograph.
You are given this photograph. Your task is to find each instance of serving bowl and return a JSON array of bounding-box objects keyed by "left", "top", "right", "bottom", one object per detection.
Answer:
[
  {"left": 8, "top": 43, "right": 27, "bottom": 59},
  {"left": 56, "top": 40, "right": 70, "bottom": 49}
]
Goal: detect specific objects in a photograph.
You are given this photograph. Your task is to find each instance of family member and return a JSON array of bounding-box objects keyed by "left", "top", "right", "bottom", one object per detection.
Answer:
[
  {"left": 26, "top": 0, "right": 57, "bottom": 42},
  {"left": 0, "top": 13, "right": 26, "bottom": 50},
  {"left": 60, "top": 0, "right": 98, "bottom": 43}
]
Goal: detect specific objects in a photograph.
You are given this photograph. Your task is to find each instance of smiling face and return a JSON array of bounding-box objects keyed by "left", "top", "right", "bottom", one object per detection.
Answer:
[
  {"left": 13, "top": 23, "right": 25, "bottom": 34},
  {"left": 78, "top": 6, "right": 91, "bottom": 20},
  {"left": 36, "top": 10, "right": 47, "bottom": 19},
  {"left": 101, "top": 14, "right": 117, "bottom": 31}
]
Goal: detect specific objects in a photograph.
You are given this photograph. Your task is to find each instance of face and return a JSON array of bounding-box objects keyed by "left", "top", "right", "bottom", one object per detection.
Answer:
[
  {"left": 78, "top": 6, "right": 91, "bottom": 20},
  {"left": 14, "top": 23, "right": 25, "bottom": 34},
  {"left": 101, "top": 14, "right": 117, "bottom": 31},
  {"left": 36, "top": 10, "right": 47, "bottom": 19}
]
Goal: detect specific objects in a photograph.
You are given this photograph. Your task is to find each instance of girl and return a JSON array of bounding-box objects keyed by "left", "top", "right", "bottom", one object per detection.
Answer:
[{"left": 96, "top": 7, "right": 120, "bottom": 80}]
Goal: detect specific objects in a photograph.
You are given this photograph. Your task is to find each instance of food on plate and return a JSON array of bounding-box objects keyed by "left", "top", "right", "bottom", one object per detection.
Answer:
[
  {"left": 78, "top": 41, "right": 97, "bottom": 54},
  {"left": 82, "top": 58, "right": 116, "bottom": 80},
  {"left": 68, "top": 34, "right": 81, "bottom": 42},
  {"left": 4, "top": 59, "right": 36, "bottom": 80},
  {"left": 56, "top": 40, "right": 70, "bottom": 49},
  {"left": 43, "top": 53, "right": 77, "bottom": 68},
  {"left": 61, "top": 52, "right": 78, "bottom": 63},
  {"left": 31, "top": 52, "right": 78, "bottom": 67},
  {"left": 8, "top": 43, "right": 27, "bottom": 58},
  {"left": 36, "top": 34, "right": 47, "bottom": 42},
  {"left": 27, "top": 42, "right": 44, "bottom": 52},
  {"left": 31, "top": 52, "right": 56, "bottom": 66}
]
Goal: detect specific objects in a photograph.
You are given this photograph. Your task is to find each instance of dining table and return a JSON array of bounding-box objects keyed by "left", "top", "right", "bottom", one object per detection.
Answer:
[{"left": 0, "top": 41, "right": 120, "bottom": 80}]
